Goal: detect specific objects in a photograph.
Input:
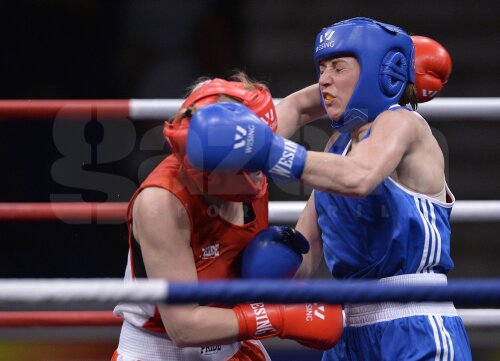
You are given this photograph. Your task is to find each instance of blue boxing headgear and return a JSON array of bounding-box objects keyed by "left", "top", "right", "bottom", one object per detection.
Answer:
[{"left": 314, "top": 17, "right": 415, "bottom": 133}]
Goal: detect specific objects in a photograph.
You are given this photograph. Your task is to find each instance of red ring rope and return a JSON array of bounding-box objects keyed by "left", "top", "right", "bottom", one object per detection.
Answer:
[
  {"left": 0, "top": 202, "right": 127, "bottom": 222},
  {"left": 0, "top": 311, "right": 122, "bottom": 327},
  {"left": 0, "top": 100, "right": 130, "bottom": 119}
]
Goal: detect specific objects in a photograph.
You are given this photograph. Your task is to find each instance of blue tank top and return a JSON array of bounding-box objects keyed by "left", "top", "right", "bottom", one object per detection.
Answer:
[{"left": 314, "top": 110, "right": 455, "bottom": 280}]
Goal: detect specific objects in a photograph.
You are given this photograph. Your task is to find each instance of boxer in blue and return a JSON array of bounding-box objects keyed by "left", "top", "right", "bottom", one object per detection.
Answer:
[{"left": 186, "top": 17, "right": 471, "bottom": 361}]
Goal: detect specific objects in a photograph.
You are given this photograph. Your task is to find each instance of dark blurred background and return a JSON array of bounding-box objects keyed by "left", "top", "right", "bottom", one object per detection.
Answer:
[{"left": 0, "top": 1, "right": 499, "bottom": 360}]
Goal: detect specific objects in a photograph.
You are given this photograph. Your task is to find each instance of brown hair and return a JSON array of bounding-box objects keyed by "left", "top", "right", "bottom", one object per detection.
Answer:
[{"left": 399, "top": 83, "right": 418, "bottom": 110}]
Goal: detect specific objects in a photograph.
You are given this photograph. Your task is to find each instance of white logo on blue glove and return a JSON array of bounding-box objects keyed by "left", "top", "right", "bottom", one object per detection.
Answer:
[
  {"left": 233, "top": 125, "right": 255, "bottom": 154},
  {"left": 233, "top": 125, "right": 247, "bottom": 149}
]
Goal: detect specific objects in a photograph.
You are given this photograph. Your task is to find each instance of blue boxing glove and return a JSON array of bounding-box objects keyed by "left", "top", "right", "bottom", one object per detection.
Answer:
[
  {"left": 186, "top": 102, "right": 307, "bottom": 182},
  {"left": 241, "top": 226, "right": 310, "bottom": 279}
]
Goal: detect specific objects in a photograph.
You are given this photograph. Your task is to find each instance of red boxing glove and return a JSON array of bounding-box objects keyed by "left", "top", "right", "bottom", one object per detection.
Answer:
[
  {"left": 412, "top": 35, "right": 452, "bottom": 103},
  {"left": 233, "top": 302, "right": 343, "bottom": 350}
]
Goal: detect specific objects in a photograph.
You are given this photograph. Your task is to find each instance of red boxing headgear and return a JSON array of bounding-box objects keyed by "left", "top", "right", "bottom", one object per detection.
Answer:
[{"left": 163, "top": 78, "right": 277, "bottom": 202}]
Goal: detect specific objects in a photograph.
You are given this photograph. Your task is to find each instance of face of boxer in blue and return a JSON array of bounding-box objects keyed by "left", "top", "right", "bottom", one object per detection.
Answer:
[
  {"left": 317, "top": 56, "right": 360, "bottom": 122},
  {"left": 313, "top": 17, "right": 415, "bottom": 133}
]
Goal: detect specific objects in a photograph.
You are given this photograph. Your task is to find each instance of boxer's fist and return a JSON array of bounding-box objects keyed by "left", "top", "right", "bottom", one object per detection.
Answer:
[
  {"left": 233, "top": 302, "right": 343, "bottom": 350},
  {"left": 186, "top": 102, "right": 307, "bottom": 182},
  {"left": 412, "top": 35, "right": 452, "bottom": 103},
  {"left": 242, "top": 226, "right": 310, "bottom": 279}
]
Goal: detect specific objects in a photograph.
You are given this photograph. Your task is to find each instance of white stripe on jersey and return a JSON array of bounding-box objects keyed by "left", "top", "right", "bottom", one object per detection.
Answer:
[
  {"left": 415, "top": 198, "right": 445, "bottom": 274},
  {"left": 428, "top": 201, "right": 442, "bottom": 273},
  {"left": 436, "top": 316, "right": 449, "bottom": 360},
  {"left": 428, "top": 315, "right": 442, "bottom": 361},
  {"left": 415, "top": 197, "right": 431, "bottom": 273},
  {"left": 436, "top": 315, "right": 455, "bottom": 360},
  {"left": 422, "top": 199, "right": 437, "bottom": 273}
]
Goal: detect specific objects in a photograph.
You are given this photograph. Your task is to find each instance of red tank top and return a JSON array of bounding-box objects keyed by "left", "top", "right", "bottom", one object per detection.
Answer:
[{"left": 125, "top": 155, "right": 268, "bottom": 331}]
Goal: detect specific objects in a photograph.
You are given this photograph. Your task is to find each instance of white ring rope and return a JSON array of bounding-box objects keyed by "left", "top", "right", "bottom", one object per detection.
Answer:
[
  {"left": 457, "top": 309, "right": 500, "bottom": 327},
  {"left": 269, "top": 200, "right": 500, "bottom": 223},
  {"left": 416, "top": 98, "right": 500, "bottom": 119},
  {"left": 128, "top": 98, "right": 500, "bottom": 119},
  {"left": 0, "top": 279, "right": 166, "bottom": 305},
  {"left": 129, "top": 99, "right": 182, "bottom": 119}
]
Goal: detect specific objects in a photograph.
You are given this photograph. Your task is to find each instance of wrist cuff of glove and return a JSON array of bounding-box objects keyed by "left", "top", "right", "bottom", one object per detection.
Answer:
[
  {"left": 233, "top": 304, "right": 281, "bottom": 341},
  {"left": 265, "top": 137, "right": 307, "bottom": 182},
  {"left": 233, "top": 306, "right": 249, "bottom": 341}
]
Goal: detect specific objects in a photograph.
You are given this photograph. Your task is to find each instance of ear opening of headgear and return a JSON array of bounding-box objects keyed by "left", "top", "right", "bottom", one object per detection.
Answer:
[
  {"left": 313, "top": 17, "right": 415, "bottom": 133},
  {"left": 380, "top": 51, "right": 409, "bottom": 96},
  {"left": 163, "top": 78, "right": 276, "bottom": 202}
]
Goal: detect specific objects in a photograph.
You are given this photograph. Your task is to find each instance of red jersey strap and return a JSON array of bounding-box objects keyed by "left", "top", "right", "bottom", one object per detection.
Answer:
[
  {"left": 126, "top": 155, "right": 209, "bottom": 229},
  {"left": 126, "top": 155, "right": 203, "bottom": 281}
]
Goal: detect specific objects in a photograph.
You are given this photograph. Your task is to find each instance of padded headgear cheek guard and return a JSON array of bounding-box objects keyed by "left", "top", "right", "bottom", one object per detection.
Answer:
[
  {"left": 314, "top": 17, "right": 415, "bottom": 133},
  {"left": 163, "top": 78, "right": 276, "bottom": 202}
]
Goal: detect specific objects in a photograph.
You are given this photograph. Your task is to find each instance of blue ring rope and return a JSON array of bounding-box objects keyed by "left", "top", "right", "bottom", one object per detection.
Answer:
[{"left": 166, "top": 279, "right": 500, "bottom": 305}]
